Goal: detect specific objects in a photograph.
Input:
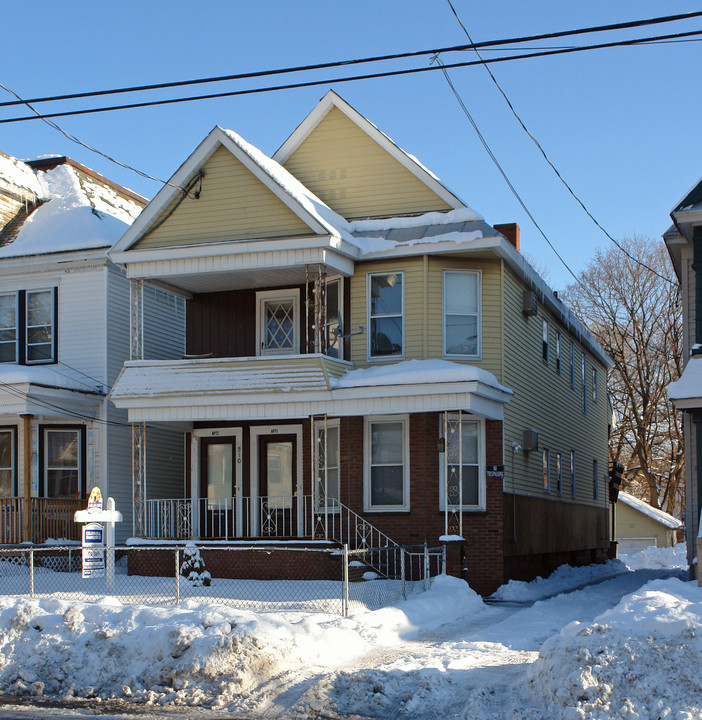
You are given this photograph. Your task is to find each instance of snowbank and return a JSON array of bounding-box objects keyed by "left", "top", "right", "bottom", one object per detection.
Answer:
[
  {"left": 621, "top": 543, "right": 688, "bottom": 572},
  {"left": 529, "top": 577, "right": 702, "bottom": 720}
]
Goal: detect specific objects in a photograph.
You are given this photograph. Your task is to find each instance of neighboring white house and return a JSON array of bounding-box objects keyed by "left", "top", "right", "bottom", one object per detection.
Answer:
[
  {"left": 615, "top": 491, "right": 682, "bottom": 554},
  {"left": 0, "top": 152, "right": 185, "bottom": 544}
]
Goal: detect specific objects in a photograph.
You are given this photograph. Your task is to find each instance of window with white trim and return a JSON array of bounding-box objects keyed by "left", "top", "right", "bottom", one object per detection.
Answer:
[
  {"left": 0, "top": 428, "right": 16, "bottom": 496},
  {"left": 439, "top": 415, "right": 484, "bottom": 511},
  {"left": 443, "top": 270, "right": 480, "bottom": 357},
  {"left": 368, "top": 272, "right": 403, "bottom": 359},
  {"left": 364, "top": 416, "right": 409, "bottom": 511},
  {"left": 0, "top": 294, "right": 17, "bottom": 363},
  {"left": 542, "top": 320, "right": 549, "bottom": 364},
  {"left": 556, "top": 452, "right": 562, "bottom": 494},
  {"left": 592, "top": 368, "right": 598, "bottom": 403},
  {"left": 314, "top": 419, "right": 340, "bottom": 510},
  {"left": 43, "top": 427, "right": 83, "bottom": 499},
  {"left": 556, "top": 332, "right": 561, "bottom": 374},
  {"left": 256, "top": 289, "right": 300, "bottom": 356}
]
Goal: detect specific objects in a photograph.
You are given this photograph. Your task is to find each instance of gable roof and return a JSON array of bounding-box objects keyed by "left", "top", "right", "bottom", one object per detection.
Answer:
[
  {"left": 273, "top": 91, "right": 465, "bottom": 212},
  {"left": 112, "top": 126, "right": 350, "bottom": 254},
  {"left": 618, "top": 491, "right": 682, "bottom": 530}
]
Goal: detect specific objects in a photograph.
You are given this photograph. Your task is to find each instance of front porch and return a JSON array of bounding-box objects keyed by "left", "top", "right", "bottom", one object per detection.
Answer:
[{"left": 0, "top": 497, "right": 83, "bottom": 544}]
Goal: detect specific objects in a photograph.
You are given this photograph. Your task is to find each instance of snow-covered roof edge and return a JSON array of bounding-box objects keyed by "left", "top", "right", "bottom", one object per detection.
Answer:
[{"left": 618, "top": 491, "right": 682, "bottom": 529}]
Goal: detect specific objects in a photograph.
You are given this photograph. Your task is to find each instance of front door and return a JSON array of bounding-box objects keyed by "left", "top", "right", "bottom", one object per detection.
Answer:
[
  {"left": 201, "top": 437, "right": 237, "bottom": 538},
  {"left": 258, "top": 434, "right": 297, "bottom": 537}
]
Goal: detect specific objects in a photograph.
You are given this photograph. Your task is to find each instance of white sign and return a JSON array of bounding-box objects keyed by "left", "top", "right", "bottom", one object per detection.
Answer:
[{"left": 82, "top": 522, "right": 105, "bottom": 579}]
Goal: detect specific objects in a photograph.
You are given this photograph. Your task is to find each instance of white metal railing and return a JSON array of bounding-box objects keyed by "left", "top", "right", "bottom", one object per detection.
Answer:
[{"left": 144, "top": 498, "right": 192, "bottom": 540}]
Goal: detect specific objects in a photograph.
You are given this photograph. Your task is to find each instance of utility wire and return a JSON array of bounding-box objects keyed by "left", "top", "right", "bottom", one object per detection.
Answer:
[
  {"left": 430, "top": 56, "right": 581, "bottom": 285},
  {"left": 444, "top": 0, "right": 675, "bottom": 286},
  {"left": 2, "top": 29, "right": 702, "bottom": 125},
  {"left": 2, "top": 10, "right": 701, "bottom": 110}
]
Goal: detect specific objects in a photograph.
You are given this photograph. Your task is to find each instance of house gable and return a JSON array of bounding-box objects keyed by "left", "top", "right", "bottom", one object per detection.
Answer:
[
  {"left": 133, "top": 145, "right": 316, "bottom": 251},
  {"left": 275, "top": 93, "right": 459, "bottom": 220}
]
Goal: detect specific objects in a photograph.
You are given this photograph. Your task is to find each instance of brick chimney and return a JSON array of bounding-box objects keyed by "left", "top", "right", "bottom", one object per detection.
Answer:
[{"left": 494, "top": 223, "right": 520, "bottom": 252}]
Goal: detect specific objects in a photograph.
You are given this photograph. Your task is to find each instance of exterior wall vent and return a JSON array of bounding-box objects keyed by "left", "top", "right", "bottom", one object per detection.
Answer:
[
  {"left": 522, "top": 290, "right": 537, "bottom": 317},
  {"left": 522, "top": 429, "right": 539, "bottom": 452}
]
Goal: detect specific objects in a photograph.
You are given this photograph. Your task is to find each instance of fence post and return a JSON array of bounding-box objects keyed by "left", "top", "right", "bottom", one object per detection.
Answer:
[
  {"left": 29, "top": 549, "right": 34, "bottom": 598},
  {"left": 442, "top": 544, "right": 447, "bottom": 576},
  {"left": 423, "top": 543, "right": 429, "bottom": 592},
  {"left": 342, "top": 544, "right": 349, "bottom": 618},
  {"left": 400, "top": 548, "right": 406, "bottom": 601},
  {"left": 175, "top": 549, "right": 180, "bottom": 606}
]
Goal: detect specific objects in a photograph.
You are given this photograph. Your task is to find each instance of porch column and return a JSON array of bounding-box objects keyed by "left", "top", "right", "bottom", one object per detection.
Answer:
[
  {"left": 130, "top": 278, "right": 145, "bottom": 537},
  {"left": 20, "top": 414, "right": 32, "bottom": 543}
]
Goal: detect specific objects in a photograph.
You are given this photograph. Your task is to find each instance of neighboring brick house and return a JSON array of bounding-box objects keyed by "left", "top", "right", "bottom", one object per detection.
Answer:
[
  {"left": 0, "top": 151, "right": 184, "bottom": 544},
  {"left": 109, "top": 92, "right": 611, "bottom": 595}
]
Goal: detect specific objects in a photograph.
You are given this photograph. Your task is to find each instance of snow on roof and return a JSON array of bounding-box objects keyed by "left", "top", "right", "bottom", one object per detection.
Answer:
[
  {"left": 0, "top": 164, "right": 141, "bottom": 259},
  {"left": 0, "top": 151, "right": 43, "bottom": 199},
  {"left": 221, "top": 127, "right": 349, "bottom": 238},
  {"left": 668, "top": 354, "right": 702, "bottom": 402},
  {"left": 331, "top": 359, "right": 512, "bottom": 394},
  {"left": 618, "top": 491, "right": 682, "bottom": 529},
  {"left": 347, "top": 207, "right": 483, "bottom": 232},
  {"left": 0, "top": 364, "right": 104, "bottom": 394}
]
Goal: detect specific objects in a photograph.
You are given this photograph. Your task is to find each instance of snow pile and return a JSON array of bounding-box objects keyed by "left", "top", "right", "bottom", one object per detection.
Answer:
[
  {"left": 1, "top": 164, "right": 143, "bottom": 259},
  {"left": 492, "top": 559, "right": 629, "bottom": 603},
  {"left": 621, "top": 542, "right": 688, "bottom": 571},
  {"left": 529, "top": 578, "right": 702, "bottom": 720}
]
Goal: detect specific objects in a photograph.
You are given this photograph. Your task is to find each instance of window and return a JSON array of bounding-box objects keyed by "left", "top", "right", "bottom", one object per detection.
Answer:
[
  {"left": 592, "top": 368, "right": 598, "bottom": 403},
  {"left": 570, "top": 341, "right": 575, "bottom": 388},
  {"left": 443, "top": 270, "right": 480, "bottom": 357},
  {"left": 324, "top": 278, "right": 343, "bottom": 359},
  {"left": 542, "top": 320, "right": 549, "bottom": 363},
  {"left": 0, "top": 428, "right": 16, "bottom": 496},
  {"left": 256, "top": 289, "right": 300, "bottom": 356},
  {"left": 0, "top": 294, "right": 17, "bottom": 363},
  {"left": 368, "top": 272, "right": 403, "bottom": 359},
  {"left": 582, "top": 353, "right": 587, "bottom": 414},
  {"left": 314, "top": 419, "right": 340, "bottom": 510},
  {"left": 556, "top": 332, "right": 561, "bottom": 374},
  {"left": 542, "top": 449, "right": 550, "bottom": 491},
  {"left": 570, "top": 450, "right": 576, "bottom": 497},
  {"left": 26, "top": 290, "right": 54, "bottom": 363},
  {"left": 364, "top": 416, "right": 409, "bottom": 511},
  {"left": 439, "top": 415, "right": 484, "bottom": 511},
  {"left": 42, "top": 427, "right": 84, "bottom": 499},
  {"left": 593, "top": 459, "right": 599, "bottom": 500},
  {"left": 0, "top": 289, "right": 56, "bottom": 365},
  {"left": 556, "top": 452, "right": 562, "bottom": 494}
]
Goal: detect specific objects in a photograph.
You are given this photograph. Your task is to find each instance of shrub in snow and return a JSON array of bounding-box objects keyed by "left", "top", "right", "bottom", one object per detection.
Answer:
[{"left": 180, "top": 547, "right": 211, "bottom": 587}]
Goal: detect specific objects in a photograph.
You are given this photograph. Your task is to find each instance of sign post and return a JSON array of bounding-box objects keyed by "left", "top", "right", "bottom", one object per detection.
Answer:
[{"left": 74, "top": 491, "right": 122, "bottom": 590}]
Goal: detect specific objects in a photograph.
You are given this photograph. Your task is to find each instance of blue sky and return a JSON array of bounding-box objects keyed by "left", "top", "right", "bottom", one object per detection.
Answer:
[{"left": 2, "top": 1, "right": 700, "bottom": 289}]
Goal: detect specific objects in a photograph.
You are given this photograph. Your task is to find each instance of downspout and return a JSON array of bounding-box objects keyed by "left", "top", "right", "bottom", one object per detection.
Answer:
[{"left": 20, "top": 414, "right": 32, "bottom": 543}]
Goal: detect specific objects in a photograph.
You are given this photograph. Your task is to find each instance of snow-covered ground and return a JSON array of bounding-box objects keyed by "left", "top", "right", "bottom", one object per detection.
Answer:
[{"left": 0, "top": 544, "right": 697, "bottom": 719}]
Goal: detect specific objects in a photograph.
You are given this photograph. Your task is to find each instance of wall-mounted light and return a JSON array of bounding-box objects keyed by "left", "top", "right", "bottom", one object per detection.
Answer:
[{"left": 437, "top": 437, "right": 446, "bottom": 453}]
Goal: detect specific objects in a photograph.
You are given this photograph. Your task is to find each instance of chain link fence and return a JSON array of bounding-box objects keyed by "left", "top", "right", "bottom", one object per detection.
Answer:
[{"left": 0, "top": 544, "right": 445, "bottom": 616}]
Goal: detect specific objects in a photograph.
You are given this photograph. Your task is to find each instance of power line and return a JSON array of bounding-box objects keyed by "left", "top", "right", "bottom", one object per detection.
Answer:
[
  {"left": 2, "top": 28, "right": 701, "bottom": 125},
  {"left": 430, "top": 56, "right": 581, "bottom": 285},
  {"left": 443, "top": 0, "right": 675, "bottom": 286},
  {"left": 2, "top": 10, "right": 701, "bottom": 110}
]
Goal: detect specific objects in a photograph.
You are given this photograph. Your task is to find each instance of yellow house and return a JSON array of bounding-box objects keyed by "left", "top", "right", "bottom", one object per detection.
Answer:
[
  {"left": 108, "top": 91, "right": 612, "bottom": 595},
  {"left": 615, "top": 491, "right": 681, "bottom": 554}
]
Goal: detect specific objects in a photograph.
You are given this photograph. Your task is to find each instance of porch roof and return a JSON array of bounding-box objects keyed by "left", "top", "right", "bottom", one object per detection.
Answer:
[
  {"left": 109, "top": 356, "right": 512, "bottom": 422},
  {"left": 668, "top": 354, "right": 702, "bottom": 409}
]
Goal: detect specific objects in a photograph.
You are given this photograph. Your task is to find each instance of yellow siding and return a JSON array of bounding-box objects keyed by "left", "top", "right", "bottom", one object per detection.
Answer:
[
  {"left": 502, "top": 266, "right": 610, "bottom": 508},
  {"left": 134, "top": 146, "right": 312, "bottom": 250},
  {"left": 282, "top": 106, "right": 452, "bottom": 220},
  {"left": 616, "top": 502, "right": 676, "bottom": 548}
]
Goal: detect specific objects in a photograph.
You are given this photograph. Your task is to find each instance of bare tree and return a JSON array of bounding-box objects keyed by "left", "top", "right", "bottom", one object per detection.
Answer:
[{"left": 563, "top": 236, "right": 684, "bottom": 515}]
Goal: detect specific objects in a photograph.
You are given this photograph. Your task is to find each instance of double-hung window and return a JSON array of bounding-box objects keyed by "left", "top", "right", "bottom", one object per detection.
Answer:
[
  {"left": 0, "top": 428, "right": 16, "bottom": 497},
  {"left": 325, "top": 278, "right": 343, "bottom": 359},
  {"left": 368, "top": 272, "right": 403, "bottom": 359},
  {"left": 542, "top": 320, "right": 549, "bottom": 364},
  {"left": 0, "top": 289, "right": 56, "bottom": 365},
  {"left": 256, "top": 289, "right": 300, "bottom": 356},
  {"left": 364, "top": 416, "right": 409, "bottom": 511},
  {"left": 443, "top": 270, "right": 480, "bottom": 357},
  {"left": 439, "top": 414, "right": 484, "bottom": 511},
  {"left": 555, "top": 332, "right": 561, "bottom": 374},
  {"left": 314, "top": 419, "right": 340, "bottom": 510},
  {"left": 556, "top": 452, "right": 562, "bottom": 494},
  {"left": 42, "top": 427, "right": 84, "bottom": 499}
]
